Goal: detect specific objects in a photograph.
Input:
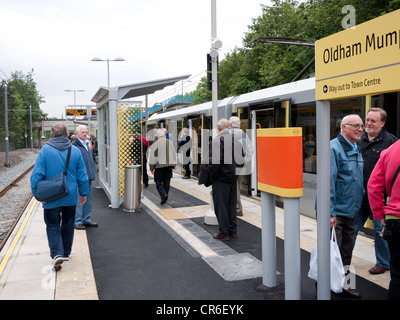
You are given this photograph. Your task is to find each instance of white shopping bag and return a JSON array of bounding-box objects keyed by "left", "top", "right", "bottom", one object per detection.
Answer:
[{"left": 308, "top": 227, "right": 345, "bottom": 293}]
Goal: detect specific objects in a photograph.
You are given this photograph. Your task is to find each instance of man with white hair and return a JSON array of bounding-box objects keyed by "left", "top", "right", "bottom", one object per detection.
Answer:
[
  {"left": 148, "top": 128, "right": 177, "bottom": 204},
  {"left": 205, "top": 118, "right": 244, "bottom": 241},
  {"left": 229, "top": 116, "right": 253, "bottom": 216},
  {"left": 72, "top": 125, "right": 98, "bottom": 229},
  {"left": 329, "top": 114, "right": 364, "bottom": 298}
]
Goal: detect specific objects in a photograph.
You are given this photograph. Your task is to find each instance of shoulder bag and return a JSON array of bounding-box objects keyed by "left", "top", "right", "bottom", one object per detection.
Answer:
[{"left": 35, "top": 147, "right": 71, "bottom": 202}]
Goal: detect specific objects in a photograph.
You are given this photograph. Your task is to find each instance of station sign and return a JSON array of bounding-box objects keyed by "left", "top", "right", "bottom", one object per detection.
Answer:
[
  {"left": 315, "top": 9, "right": 400, "bottom": 100},
  {"left": 66, "top": 106, "right": 97, "bottom": 116},
  {"left": 66, "top": 109, "right": 87, "bottom": 116},
  {"left": 257, "top": 128, "right": 303, "bottom": 198}
]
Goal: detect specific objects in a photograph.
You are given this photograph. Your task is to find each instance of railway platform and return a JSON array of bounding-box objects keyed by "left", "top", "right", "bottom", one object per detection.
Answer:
[{"left": 0, "top": 172, "right": 391, "bottom": 301}]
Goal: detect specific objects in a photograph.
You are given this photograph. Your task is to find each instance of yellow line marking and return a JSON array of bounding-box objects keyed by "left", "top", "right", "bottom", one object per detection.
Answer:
[{"left": 0, "top": 199, "right": 37, "bottom": 277}]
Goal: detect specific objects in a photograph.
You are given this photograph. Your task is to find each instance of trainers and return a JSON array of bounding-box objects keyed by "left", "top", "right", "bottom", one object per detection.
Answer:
[
  {"left": 62, "top": 255, "right": 71, "bottom": 261},
  {"left": 52, "top": 255, "right": 63, "bottom": 271}
]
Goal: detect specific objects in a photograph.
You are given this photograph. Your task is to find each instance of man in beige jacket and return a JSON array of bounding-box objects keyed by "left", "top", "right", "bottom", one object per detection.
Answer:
[{"left": 148, "top": 128, "right": 177, "bottom": 204}]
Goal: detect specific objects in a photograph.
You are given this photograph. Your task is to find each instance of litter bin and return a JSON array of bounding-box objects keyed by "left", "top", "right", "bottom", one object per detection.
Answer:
[{"left": 123, "top": 164, "right": 141, "bottom": 212}]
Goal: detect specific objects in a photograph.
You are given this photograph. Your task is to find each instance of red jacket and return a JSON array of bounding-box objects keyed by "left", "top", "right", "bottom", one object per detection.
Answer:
[{"left": 368, "top": 139, "right": 400, "bottom": 220}]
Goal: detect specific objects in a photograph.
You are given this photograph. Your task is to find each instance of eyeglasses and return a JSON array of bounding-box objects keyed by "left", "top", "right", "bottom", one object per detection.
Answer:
[{"left": 344, "top": 123, "right": 364, "bottom": 130}]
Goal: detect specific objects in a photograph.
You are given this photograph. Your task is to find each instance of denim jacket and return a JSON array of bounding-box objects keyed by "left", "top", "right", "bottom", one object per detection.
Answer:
[{"left": 330, "top": 134, "right": 364, "bottom": 218}]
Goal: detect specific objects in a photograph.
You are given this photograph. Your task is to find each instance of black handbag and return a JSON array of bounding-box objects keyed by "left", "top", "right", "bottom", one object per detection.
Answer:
[{"left": 35, "top": 147, "right": 71, "bottom": 202}]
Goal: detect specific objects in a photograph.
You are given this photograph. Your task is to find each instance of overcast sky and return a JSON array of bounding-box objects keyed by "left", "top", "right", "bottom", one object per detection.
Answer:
[{"left": 0, "top": 0, "right": 270, "bottom": 118}]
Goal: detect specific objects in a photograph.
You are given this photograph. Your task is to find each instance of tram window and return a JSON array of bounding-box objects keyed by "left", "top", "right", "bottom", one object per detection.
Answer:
[
  {"left": 371, "top": 92, "right": 398, "bottom": 137},
  {"left": 331, "top": 98, "right": 362, "bottom": 139},
  {"left": 237, "top": 107, "right": 249, "bottom": 131},
  {"left": 274, "top": 103, "right": 286, "bottom": 128},
  {"left": 291, "top": 104, "right": 317, "bottom": 174}
]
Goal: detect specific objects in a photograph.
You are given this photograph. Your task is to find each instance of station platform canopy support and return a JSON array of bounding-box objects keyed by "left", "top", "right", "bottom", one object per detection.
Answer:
[
  {"left": 315, "top": 9, "right": 400, "bottom": 300},
  {"left": 91, "top": 75, "right": 191, "bottom": 209}
]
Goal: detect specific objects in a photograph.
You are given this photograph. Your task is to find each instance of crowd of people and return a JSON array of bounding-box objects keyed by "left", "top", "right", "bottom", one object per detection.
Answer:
[
  {"left": 329, "top": 108, "right": 399, "bottom": 299},
  {"left": 30, "top": 108, "right": 400, "bottom": 299}
]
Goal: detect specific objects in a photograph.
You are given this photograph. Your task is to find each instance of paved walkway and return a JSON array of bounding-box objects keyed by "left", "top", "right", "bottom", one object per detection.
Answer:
[{"left": 0, "top": 173, "right": 390, "bottom": 300}]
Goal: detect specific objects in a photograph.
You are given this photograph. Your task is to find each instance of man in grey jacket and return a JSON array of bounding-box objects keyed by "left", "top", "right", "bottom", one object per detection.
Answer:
[{"left": 72, "top": 125, "right": 98, "bottom": 229}]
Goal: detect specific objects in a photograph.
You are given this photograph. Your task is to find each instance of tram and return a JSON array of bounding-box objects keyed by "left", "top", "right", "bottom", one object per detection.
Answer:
[{"left": 146, "top": 76, "right": 400, "bottom": 220}]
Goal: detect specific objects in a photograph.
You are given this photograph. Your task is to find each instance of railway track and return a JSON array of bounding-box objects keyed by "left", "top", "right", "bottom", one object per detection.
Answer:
[{"left": 0, "top": 165, "right": 35, "bottom": 252}]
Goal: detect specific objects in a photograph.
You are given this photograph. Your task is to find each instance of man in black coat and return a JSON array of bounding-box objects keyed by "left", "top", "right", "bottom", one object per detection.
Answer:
[
  {"left": 355, "top": 108, "right": 397, "bottom": 274},
  {"left": 205, "top": 118, "right": 244, "bottom": 241}
]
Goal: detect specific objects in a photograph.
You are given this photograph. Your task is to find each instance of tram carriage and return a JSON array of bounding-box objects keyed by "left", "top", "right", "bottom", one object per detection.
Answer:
[{"left": 147, "top": 76, "right": 400, "bottom": 222}]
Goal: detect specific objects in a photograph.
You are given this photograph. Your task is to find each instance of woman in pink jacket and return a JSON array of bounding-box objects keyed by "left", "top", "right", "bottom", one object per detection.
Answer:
[{"left": 368, "top": 139, "right": 400, "bottom": 300}]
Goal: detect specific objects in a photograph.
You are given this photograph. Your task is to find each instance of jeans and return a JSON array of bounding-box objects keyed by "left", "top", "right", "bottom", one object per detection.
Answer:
[
  {"left": 43, "top": 205, "right": 76, "bottom": 259},
  {"left": 75, "top": 180, "right": 93, "bottom": 225},
  {"left": 354, "top": 205, "right": 390, "bottom": 268},
  {"left": 385, "top": 219, "right": 400, "bottom": 300}
]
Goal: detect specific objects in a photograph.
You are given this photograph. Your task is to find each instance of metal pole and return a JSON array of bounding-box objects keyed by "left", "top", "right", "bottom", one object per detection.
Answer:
[
  {"left": 211, "top": 0, "right": 218, "bottom": 137},
  {"left": 204, "top": 0, "right": 219, "bottom": 226},
  {"left": 109, "top": 90, "right": 119, "bottom": 208},
  {"left": 29, "top": 105, "right": 33, "bottom": 152},
  {"left": 261, "top": 192, "right": 277, "bottom": 287},
  {"left": 107, "top": 59, "right": 110, "bottom": 87},
  {"left": 145, "top": 95, "right": 148, "bottom": 135},
  {"left": 316, "top": 99, "right": 331, "bottom": 300},
  {"left": 284, "top": 197, "right": 301, "bottom": 300},
  {"left": 4, "top": 84, "right": 10, "bottom": 167}
]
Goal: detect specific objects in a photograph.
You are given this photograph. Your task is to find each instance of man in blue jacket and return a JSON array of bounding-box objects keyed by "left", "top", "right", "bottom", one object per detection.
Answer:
[
  {"left": 72, "top": 125, "right": 98, "bottom": 229},
  {"left": 31, "top": 123, "right": 88, "bottom": 271},
  {"left": 330, "top": 114, "right": 364, "bottom": 298}
]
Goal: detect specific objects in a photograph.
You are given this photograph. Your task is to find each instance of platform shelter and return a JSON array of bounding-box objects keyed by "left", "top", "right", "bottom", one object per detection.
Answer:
[{"left": 91, "top": 75, "right": 190, "bottom": 208}]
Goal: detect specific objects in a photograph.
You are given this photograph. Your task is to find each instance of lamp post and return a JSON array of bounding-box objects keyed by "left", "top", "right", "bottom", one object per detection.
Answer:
[
  {"left": 91, "top": 57, "right": 125, "bottom": 87},
  {"left": 64, "top": 89, "right": 85, "bottom": 105}
]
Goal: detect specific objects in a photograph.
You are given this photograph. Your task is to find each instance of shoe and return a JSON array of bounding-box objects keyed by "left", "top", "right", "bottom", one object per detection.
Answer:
[
  {"left": 74, "top": 224, "right": 85, "bottom": 230},
  {"left": 52, "top": 255, "right": 63, "bottom": 271},
  {"left": 236, "top": 211, "right": 243, "bottom": 216},
  {"left": 83, "top": 222, "right": 98, "bottom": 227},
  {"left": 161, "top": 196, "right": 168, "bottom": 204},
  {"left": 181, "top": 176, "right": 190, "bottom": 179},
  {"left": 229, "top": 233, "right": 237, "bottom": 238},
  {"left": 213, "top": 233, "right": 230, "bottom": 241},
  {"left": 369, "top": 265, "right": 389, "bottom": 274},
  {"left": 62, "top": 255, "right": 71, "bottom": 261},
  {"left": 342, "top": 288, "right": 361, "bottom": 299}
]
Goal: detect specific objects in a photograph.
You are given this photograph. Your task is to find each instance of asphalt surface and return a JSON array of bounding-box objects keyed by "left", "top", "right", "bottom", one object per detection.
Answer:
[{"left": 86, "top": 184, "right": 388, "bottom": 304}]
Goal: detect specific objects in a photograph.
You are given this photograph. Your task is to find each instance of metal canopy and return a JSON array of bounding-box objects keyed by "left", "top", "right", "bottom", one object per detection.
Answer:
[{"left": 91, "top": 74, "right": 191, "bottom": 103}]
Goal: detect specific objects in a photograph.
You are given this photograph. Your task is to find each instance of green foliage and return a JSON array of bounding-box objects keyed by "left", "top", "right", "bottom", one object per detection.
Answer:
[
  {"left": 0, "top": 69, "right": 46, "bottom": 149},
  {"left": 190, "top": 0, "right": 400, "bottom": 102}
]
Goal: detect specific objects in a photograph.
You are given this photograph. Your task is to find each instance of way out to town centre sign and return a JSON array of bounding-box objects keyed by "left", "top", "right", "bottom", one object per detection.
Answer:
[{"left": 315, "top": 9, "right": 400, "bottom": 100}]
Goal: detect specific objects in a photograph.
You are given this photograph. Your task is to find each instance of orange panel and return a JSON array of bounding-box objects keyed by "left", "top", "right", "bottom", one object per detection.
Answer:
[{"left": 257, "top": 130, "right": 303, "bottom": 197}]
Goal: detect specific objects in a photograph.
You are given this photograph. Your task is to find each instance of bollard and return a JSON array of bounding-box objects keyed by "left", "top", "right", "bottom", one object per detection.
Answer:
[{"left": 123, "top": 165, "right": 141, "bottom": 212}]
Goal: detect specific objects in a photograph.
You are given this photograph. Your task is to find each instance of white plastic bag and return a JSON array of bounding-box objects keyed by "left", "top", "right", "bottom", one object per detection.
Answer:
[{"left": 308, "top": 227, "right": 345, "bottom": 293}]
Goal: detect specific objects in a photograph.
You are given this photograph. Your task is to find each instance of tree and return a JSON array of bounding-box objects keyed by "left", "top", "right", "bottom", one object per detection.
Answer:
[
  {"left": 0, "top": 70, "right": 46, "bottom": 149},
  {"left": 190, "top": 0, "right": 400, "bottom": 102}
]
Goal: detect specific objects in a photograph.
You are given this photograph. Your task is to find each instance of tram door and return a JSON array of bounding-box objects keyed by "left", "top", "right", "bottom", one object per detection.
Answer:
[
  {"left": 250, "top": 108, "right": 274, "bottom": 196},
  {"left": 188, "top": 115, "right": 203, "bottom": 177}
]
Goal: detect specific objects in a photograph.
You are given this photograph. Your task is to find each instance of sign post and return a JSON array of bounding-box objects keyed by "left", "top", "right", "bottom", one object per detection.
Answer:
[
  {"left": 314, "top": 9, "right": 400, "bottom": 300},
  {"left": 257, "top": 127, "right": 303, "bottom": 300}
]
